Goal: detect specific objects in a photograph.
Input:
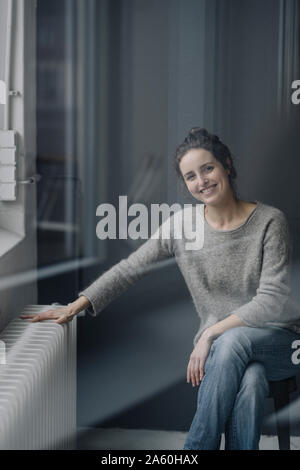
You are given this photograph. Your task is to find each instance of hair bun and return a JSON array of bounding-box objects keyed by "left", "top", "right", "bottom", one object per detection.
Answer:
[
  {"left": 188, "top": 127, "right": 209, "bottom": 138},
  {"left": 188, "top": 128, "right": 220, "bottom": 143}
]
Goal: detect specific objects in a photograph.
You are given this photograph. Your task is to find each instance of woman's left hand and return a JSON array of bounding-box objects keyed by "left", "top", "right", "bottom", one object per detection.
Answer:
[{"left": 187, "top": 331, "right": 214, "bottom": 387}]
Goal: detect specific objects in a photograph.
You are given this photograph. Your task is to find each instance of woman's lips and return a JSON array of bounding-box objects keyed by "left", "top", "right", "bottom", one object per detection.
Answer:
[{"left": 200, "top": 184, "right": 217, "bottom": 194}]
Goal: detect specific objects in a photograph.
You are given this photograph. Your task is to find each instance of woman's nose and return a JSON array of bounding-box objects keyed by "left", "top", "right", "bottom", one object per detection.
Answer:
[{"left": 196, "top": 173, "right": 208, "bottom": 187}]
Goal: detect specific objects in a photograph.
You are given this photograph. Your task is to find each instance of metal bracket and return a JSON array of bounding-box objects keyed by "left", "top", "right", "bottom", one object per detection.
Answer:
[{"left": 17, "top": 174, "right": 41, "bottom": 185}]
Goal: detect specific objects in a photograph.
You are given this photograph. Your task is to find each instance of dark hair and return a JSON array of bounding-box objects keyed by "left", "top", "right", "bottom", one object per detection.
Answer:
[{"left": 173, "top": 127, "right": 239, "bottom": 200}]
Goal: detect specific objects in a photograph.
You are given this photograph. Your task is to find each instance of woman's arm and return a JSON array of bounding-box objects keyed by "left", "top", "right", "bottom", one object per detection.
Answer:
[
  {"left": 21, "top": 213, "right": 177, "bottom": 323},
  {"left": 229, "top": 211, "right": 295, "bottom": 327},
  {"left": 20, "top": 295, "right": 91, "bottom": 324},
  {"left": 74, "top": 214, "right": 176, "bottom": 317},
  {"left": 202, "top": 313, "right": 246, "bottom": 342}
]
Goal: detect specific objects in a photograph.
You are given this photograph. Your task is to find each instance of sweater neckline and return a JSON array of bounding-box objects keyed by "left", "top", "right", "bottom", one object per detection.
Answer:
[{"left": 203, "top": 200, "right": 261, "bottom": 234}]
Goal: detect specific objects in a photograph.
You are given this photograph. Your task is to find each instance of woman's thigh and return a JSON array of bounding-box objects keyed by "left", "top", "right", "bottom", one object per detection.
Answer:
[{"left": 211, "top": 325, "right": 300, "bottom": 381}]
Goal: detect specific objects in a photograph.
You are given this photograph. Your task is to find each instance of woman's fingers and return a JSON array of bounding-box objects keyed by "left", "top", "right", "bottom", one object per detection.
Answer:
[
  {"left": 20, "top": 313, "right": 46, "bottom": 322},
  {"left": 191, "top": 364, "right": 203, "bottom": 386},
  {"left": 199, "top": 361, "right": 205, "bottom": 381},
  {"left": 54, "top": 314, "right": 74, "bottom": 324},
  {"left": 30, "top": 313, "right": 54, "bottom": 322},
  {"left": 187, "top": 337, "right": 212, "bottom": 387},
  {"left": 188, "top": 359, "right": 196, "bottom": 386},
  {"left": 20, "top": 309, "right": 65, "bottom": 322},
  {"left": 187, "top": 363, "right": 191, "bottom": 384},
  {"left": 187, "top": 361, "right": 193, "bottom": 384},
  {"left": 187, "top": 359, "right": 206, "bottom": 387},
  {"left": 187, "top": 357, "right": 201, "bottom": 387}
]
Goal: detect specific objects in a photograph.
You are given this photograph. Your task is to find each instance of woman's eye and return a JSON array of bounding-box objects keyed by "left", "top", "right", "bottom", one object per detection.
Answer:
[
  {"left": 204, "top": 166, "right": 214, "bottom": 172},
  {"left": 186, "top": 175, "right": 195, "bottom": 180}
]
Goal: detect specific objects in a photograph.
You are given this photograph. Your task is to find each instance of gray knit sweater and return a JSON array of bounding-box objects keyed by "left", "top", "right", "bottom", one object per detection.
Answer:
[{"left": 78, "top": 201, "right": 300, "bottom": 347}]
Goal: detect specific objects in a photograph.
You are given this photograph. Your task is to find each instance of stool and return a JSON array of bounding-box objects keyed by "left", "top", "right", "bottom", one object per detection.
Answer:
[{"left": 267, "top": 376, "right": 297, "bottom": 450}]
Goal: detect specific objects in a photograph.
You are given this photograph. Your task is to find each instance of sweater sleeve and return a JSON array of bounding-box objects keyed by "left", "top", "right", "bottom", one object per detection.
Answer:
[
  {"left": 233, "top": 211, "right": 293, "bottom": 327},
  {"left": 77, "top": 215, "right": 175, "bottom": 317}
]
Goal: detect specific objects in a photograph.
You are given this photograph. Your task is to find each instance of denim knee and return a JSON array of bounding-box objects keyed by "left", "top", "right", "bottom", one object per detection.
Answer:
[
  {"left": 239, "top": 361, "right": 269, "bottom": 397},
  {"left": 210, "top": 327, "right": 253, "bottom": 360}
]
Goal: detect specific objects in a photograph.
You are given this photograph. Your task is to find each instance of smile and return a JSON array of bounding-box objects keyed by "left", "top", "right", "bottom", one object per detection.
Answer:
[{"left": 200, "top": 184, "right": 217, "bottom": 194}]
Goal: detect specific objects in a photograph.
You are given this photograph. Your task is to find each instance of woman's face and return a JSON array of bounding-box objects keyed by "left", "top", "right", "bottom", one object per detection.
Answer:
[{"left": 179, "top": 148, "right": 232, "bottom": 205}]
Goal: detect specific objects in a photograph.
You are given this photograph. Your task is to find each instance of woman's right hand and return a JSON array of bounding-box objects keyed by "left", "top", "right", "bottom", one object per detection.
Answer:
[
  {"left": 20, "top": 296, "right": 91, "bottom": 324},
  {"left": 20, "top": 305, "right": 77, "bottom": 324}
]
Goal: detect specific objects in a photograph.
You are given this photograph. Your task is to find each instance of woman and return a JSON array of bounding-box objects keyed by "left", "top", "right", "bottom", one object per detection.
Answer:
[{"left": 21, "top": 128, "right": 300, "bottom": 450}]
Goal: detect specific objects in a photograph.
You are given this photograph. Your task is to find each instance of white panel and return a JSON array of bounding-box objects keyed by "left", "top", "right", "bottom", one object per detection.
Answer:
[
  {"left": 0, "top": 182, "right": 16, "bottom": 200},
  {"left": 0, "top": 148, "right": 16, "bottom": 164},
  {"left": 0, "top": 80, "right": 6, "bottom": 105},
  {"left": 0, "top": 165, "right": 15, "bottom": 181},
  {"left": 0, "top": 130, "right": 15, "bottom": 148},
  {"left": 0, "top": 130, "right": 16, "bottom": 200}
]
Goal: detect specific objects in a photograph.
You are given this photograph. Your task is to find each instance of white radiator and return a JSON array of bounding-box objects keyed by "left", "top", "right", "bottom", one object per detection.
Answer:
[{"left": 0, "top": 305, "right": 77, "bottom": 450}]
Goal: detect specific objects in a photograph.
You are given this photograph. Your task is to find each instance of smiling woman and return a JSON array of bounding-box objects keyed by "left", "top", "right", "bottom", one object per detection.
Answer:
[
  {"left": 174, "top": 128, "right": 238, "bottom": 199},
  {"left": 21, "top": 126, "right": 300, "bottom": 451},
  {"left": 174, "top": 128, "right": 256, "bottom": 231}
]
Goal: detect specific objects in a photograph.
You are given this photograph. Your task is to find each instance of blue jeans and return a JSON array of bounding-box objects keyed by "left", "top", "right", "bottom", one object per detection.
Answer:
[{"left": 183, "top": 325, "right": 300, "bottom": 450}]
